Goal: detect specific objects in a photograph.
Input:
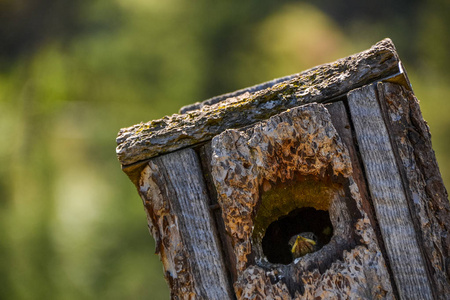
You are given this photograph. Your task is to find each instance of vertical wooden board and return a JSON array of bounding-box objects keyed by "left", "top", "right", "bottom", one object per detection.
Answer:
[
  {"left": 377, "top": 82, "right": 450, "bottom": 298},
  {"left": 348, "top": 84, "right": 433, "bottom": 299},
  {"left": 139, "top": 148, "right": 233, "bottom": 299},
  {"left": 326, "top": 102, "right": 382, "bottom": 241},
  {"left": 197, "top": 142, "right": 238, "bottom": 284}
]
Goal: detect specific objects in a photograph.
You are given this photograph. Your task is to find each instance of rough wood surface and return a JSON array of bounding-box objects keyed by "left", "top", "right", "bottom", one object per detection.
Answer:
[
  {"left": 377, "top": 82, "right": 450, "bottom": 298},
  {"left": 326, "top": 102, "right": 384, "bottom": 247},
  {"left": 197, "top": 142, "right": 238, "bottom": 283},
  {"left": 117, "top": 38, "right": 400, "bottom": 168},
  {"left": 138, "top": 148, "right": 233, "bottom": 299},
  {"left": 211, "top": 103, "right": 393, "bottom": 299},
  {"left": 326, "top": 101, "right": 399, "bottom": 294},
  {"left": 348, "top": 84, "right": 433, "bottom": 299},
  {"left": 180, "top": 74, "right": 299, "bottom": 114}
]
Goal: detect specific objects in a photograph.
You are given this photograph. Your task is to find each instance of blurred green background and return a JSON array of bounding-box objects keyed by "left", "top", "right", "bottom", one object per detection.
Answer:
[{"left": 0, "top": 0, "right": 448, "bottom": 299}]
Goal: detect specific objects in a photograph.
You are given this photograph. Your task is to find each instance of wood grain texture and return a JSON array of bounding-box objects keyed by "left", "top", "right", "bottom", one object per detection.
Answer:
[
  {"left": 138, "top": 148, "right": 233, "bottom": 300},
  {"left": 211, "top": 103, "right": 393, "bottom": 299},
  {"left": 348, "top": 84, "right": 433, "bottom": 299},
  {"left": 117, "top": 39, "right": 400, "bottom": 167},
  {"left": 377, "top": 82, "right": 450, "bottom": 298},
  {"left": 197, "top": 142, "right": 238, "bottom": 283},
  {"left": 326, "top": 102, "right": 382, "bottom": 244},
  {"left": 326, "top": 101, "right": 399, "bottom": 294}
]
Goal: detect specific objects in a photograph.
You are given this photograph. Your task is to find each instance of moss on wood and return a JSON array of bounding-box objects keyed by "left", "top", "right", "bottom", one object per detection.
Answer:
[{"left": 116, "top": 39, "right": 400, "bottom": 170}]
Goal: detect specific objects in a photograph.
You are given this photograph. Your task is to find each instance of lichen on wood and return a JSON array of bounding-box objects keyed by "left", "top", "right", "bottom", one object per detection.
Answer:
[
  {"left": 211, "top": 103, "right": 393, "bottom": 298},
  {"left": 116, "top": 38, "right": 400, "bottom": 169}
]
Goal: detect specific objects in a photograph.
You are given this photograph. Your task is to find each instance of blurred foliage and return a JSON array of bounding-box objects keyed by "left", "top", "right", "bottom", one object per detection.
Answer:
[{"left": 0, "top": 0, "right": 448, "bottom": 299}]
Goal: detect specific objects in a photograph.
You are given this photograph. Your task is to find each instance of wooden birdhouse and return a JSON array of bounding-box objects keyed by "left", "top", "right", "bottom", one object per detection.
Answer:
[{"left": 116, "top": 39, "right": 450, "bottom": 299}]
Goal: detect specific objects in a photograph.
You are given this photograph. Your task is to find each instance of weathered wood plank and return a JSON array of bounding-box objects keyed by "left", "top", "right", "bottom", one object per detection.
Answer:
[
  {"left": 138, "top": 148, "right": 233, "bottom": 300},
  {"left": 117, "top": 39, "right": 400, "bottom": 167},
  {"left": 326, "top": 101, "right": 400, "bottom": 295},
  {"left": 180, "top": 74, "right": 299, "bottom": 114},
  {"left": 348, "top": 84, "right": 433, "bottom": 299},
  {"left": 377, "top": 82, "right": 450, "bottom": 298},
  {"left": 326, "top": 102, "right": 381, "bottom": 242},
  {"left": 197, "top": 142, "right": 238, "bottom": 283}
]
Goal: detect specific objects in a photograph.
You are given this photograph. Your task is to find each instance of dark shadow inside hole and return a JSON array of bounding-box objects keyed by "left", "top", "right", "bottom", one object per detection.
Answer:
[{"left": 261, "top": 207, "right": 333, "bottom": 265}]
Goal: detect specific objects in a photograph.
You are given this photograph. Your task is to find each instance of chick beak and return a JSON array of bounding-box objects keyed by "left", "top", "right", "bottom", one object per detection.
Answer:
[{"left": 291, "top": 235, "right": 316, "bottom": 258}]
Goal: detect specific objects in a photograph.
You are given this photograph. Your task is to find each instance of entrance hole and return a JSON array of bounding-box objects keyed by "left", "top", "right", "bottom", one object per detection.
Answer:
[{"left": 261, "top": 207, "right": 333, "bottom": 264}]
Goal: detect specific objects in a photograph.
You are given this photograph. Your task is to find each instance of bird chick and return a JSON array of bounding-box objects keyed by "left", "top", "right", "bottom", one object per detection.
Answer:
[{"left": 289, "top": 232, "right": 318, "bottom": 259}]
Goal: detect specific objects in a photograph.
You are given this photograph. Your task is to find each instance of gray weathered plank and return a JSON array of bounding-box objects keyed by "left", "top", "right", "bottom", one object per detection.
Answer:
[
  {"left": 197, "top": 142, "right": 238, "bottom": 283},
  {"left": 117, "top": 38, "right": 400, "bottom": 167},
  {"left": 326, "top": 101, "right": 398, "bottom": 285},
  {"left": 348, "top": 84, "right": 433, "bottom": 299},
  {"left": 138, "top": 148, "right": 233, "bottom": 299},
  {"left": 377, "top": 82, "right": 450, "bottom": 298},
  {"left": 326, "top": 102, "right": 381, "bottom": 240}
]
